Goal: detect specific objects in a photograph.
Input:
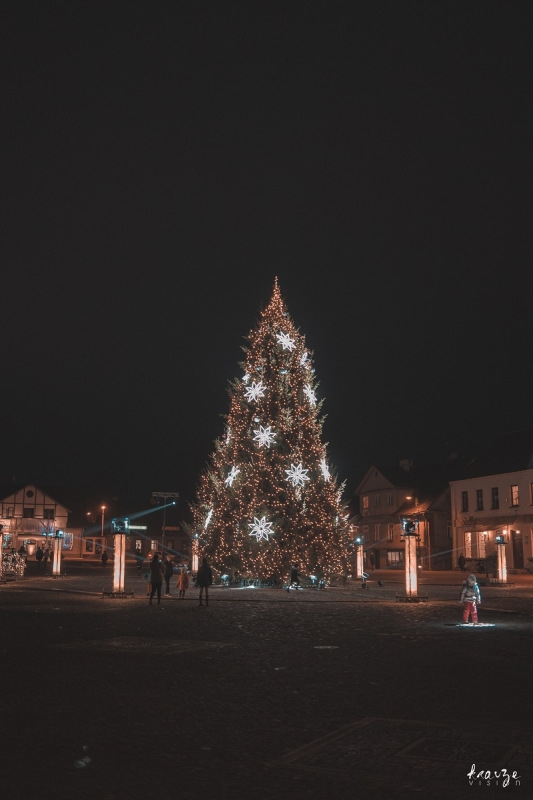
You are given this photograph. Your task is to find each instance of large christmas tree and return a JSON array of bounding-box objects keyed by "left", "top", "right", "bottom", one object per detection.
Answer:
[{"left": 189, "top": 279, "right": 350, "bottom": 584}]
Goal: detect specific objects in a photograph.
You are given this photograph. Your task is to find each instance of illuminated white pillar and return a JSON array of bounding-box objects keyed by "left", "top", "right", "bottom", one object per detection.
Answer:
[
  {"left": 113, "top": 534, "right": 126, "bottom": 594},
  {"left": 0, "top": 529, "right": 4, "bottom": 577},
  {"left": 496, "top": 540, "right": 507, "bottom": 583},
  {"left": 404, "top": 533, "right": 418, "bottom": 597},
  {"left": 192, "top": 536, "right": 199, "bottom": 572},
  {"left": 355, "top": 542, "right": 364, "bottom": 579},
  {"left": 52, "top": 535, "right": 62, "bottom": 576}
]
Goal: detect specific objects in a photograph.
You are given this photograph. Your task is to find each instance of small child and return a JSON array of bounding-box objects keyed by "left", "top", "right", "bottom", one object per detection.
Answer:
[{"left": 460, "top": 573, "right": 481, "bottom": 623}]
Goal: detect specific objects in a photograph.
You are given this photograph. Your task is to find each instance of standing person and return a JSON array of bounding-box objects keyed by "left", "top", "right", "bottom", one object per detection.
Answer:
[
  {"left": 177, "top": 567, "right": 189, "bottom": 599},
  {"left": 163, "top": 556, "right": 173, "bottom": 597},
  {"left": 101, "top": 550, "right": 109, "bottom": 567},
  {"left": 135, "top": 548, "right": 144, "bottom": 575},
  {"left": 35, "top": 546, "right": 44, "bottom": 567},
  {"left": 460, "top": 573, "right": 481, "bottom": 623},
  {"left": 149, "top": 553, "right": 165, "bottom": 605},
  {"left": 290, "top": 564, "right": 300, "bottom": 588},
  {"left": 458, "top": 554, "right": 466, "bottom": 572},
  {"left": 369, "top": 550, "right": 376, "bottom": 571},
  {"left": 197, "top": 556, "right": 213, "bottom": 606}
]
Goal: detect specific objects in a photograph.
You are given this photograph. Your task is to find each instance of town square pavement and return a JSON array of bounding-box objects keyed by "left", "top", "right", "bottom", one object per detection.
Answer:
[{"left": 1, "top": 562, "right": 532, "bottom": 800}]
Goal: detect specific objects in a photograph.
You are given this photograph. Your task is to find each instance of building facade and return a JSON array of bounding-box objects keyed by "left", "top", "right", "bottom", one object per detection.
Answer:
[
  {"left": 450, "top": 431, "right": 533, "bottom": 573},
  {"left": 354, "top": 458, "right": 459, "bottom": 571}
]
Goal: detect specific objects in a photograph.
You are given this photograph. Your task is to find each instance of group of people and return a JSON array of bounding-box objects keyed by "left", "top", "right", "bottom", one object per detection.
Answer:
[
  {"left": 35, "top": 545, "right": 54, "bottom": 566},
  {"left": 144, "top": 554, "right": 212, "bottom": 606}
]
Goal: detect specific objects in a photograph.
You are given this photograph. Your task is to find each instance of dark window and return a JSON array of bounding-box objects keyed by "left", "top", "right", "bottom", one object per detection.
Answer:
[
  {"left": 491, "top": 487, "right": 499, "bottom": 510},
  {"left": 43, "top": 508, "right": 55, "bottom": 520},
  {"left": 23, "top": 507, "right": 35, "bottom": 518},
  {"left": 476, "top": 489, "right": 483, "bottom": 511},
  {"left": 461, "top": 491, "right": 469, "bottom": 513}
]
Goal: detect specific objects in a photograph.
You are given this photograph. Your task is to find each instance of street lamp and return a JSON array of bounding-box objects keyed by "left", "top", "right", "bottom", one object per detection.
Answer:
[
  {"left": 101, "top": 506, "right": 106, "bottom": 540},
  {"left": 402, "top": 517, "right": 419, "bottom": 598},
  {"left": 151, "top": 492, "right": 179, "bottom": 553}
]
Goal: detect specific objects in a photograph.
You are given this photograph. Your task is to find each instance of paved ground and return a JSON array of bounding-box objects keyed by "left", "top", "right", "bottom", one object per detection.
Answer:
[{"left": 1, "top": 563, "right": 532, "bottom": 800}]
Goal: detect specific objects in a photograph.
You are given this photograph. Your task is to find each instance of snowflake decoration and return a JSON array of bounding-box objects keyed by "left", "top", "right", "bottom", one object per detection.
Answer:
[
  {"left": 244, "top": 381, "right": 266, "bottom": 402},
  {"left": 320, "top": 459, "right": 331, "bottom": 481},
  {"left": 304, "top": 384, "right": 317, "bottom": 406},
  {"left": 204, "top": 509, "right": 213, "bottom": 529},
  {"left": 253, "top": 425, "right": 276, "bottom": 448},
  {"left": 248, "top": 516, "right": 274, "bottom": 542},
  {"left": 225, "top": 466, "right": 240, "bottom": 487},
  {"left": 276, "top": 331, "right": 296, "bottom": 351},
  {"left": 285, "top": 463, "right": 310, "bottom": 488},
  {"left": 242, "top": 373, "right": 250, "bottom": 384},
  {"left": 300, "top": 351, "right": 309, "bottom": 367}
]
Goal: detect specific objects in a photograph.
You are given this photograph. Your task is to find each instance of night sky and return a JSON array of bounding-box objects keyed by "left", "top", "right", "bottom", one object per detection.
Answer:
[{"left": 2, "top": 2, "right": 531, "bottom": 511}]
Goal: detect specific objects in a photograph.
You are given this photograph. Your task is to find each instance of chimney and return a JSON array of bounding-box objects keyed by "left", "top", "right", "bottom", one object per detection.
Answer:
[{"left": 399, "top": 459, "right": 414, "bottom": 472}]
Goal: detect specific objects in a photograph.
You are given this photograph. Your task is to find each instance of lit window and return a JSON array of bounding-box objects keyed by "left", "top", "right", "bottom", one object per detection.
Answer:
[{"left": 510, "top": 485, "right": 519, "bottom": 507}]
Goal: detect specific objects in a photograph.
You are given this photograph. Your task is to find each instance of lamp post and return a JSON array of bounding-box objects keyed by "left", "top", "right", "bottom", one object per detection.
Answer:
[
  {"left": 354, "top": 536, "right": 364, "bottom": 579},
  {"left": 402, "top": 518, "right": 419, "bottom": 598},
  {"left": 151, "top": 492, "right": 180, "bottom": 553},
  {"left": 101, "top": 505, "right": 106, "bottom": 540},
  {"left": 496, "top": 534, "right": 508, "bottom": 584}
]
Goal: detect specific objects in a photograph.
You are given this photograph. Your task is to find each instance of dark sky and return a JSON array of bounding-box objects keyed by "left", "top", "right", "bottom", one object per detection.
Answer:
[{"left": 2, "top": 1, "right": 531, "bottom": 509}]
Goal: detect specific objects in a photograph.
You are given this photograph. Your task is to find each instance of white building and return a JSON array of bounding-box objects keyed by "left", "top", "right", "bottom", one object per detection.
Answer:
[{"left": 450, "top": 430, "right": 533, "bottom": 573}]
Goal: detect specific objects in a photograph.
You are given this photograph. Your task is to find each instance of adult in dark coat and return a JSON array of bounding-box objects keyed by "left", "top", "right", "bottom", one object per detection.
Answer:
[
  {"left": 149, "top": 553, "right": 165, "bottom": 605},
  {"left": 163, "top": 556, "right": 173, "bottom": 596},
  {"left": 197, "top": 557, "right": 213, "bottom": 606}
]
